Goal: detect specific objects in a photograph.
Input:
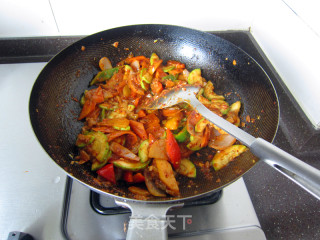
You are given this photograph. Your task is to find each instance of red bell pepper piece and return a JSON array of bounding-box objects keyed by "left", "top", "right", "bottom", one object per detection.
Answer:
[
  {"left": 133, "top": 173, "right": 145, "bottom": 183},
  {"left": 123, "top": 171, "right": 134, "bottom": 183},
  {"left": 166, "top": 129, "right": 181, "bottom": 169},
  {"left": 123, "top": 172, "right": 145, "bottom": 183},
  {"left": 97, "top": 164, "right": 116, "bottom": 184}
]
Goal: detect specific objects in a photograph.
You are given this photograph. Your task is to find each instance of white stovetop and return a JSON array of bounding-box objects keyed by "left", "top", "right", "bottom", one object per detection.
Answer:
[
  {"left": 0, "top": 63, "right": 66, "bottom": 240},
  {"left": 0, "top": 62, "right": 264, "bottom": 240}
]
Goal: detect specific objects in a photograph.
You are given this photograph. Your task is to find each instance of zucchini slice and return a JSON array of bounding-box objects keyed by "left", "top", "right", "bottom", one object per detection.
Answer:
[
  {"left": 229, "top": 101, "right": 241, "bottom": 113},
  {"left": 150, "top": 53, "right": 159, "bottom": 65},
  {"left": 174, "top": 126, "right": 189, "bottom": 143},
  {"left": 138, "top": 140, "right": 149, "bottom": 163},
  {"left": 187, "top": 69, "right": 203, "bottom": 85},
  {"left": 90, "top": 67, "right": 119, "bottom": 85},
  {"left": 187, "top": 135, "right": 202, "bottom": 151},
  {"left": 88, "top": 131, "right": 109, "bottom": 162},
  {"left": 91, "top": 149, "right": 112, "bottom": 171},
  {"left": 211, "top": 100, "right": 230, "bottom": 115},
  {"left": 76, "top": 134, "right": 95, "bottom": 148},
  {"left": 140, "top": 68, "right": 152, "bottom": 83},
  {"left": 203, "top": 81, "right": 225, "bottom": 100},
  {"left": 212, "top": 145, "right": 247, "bottom": 171},
  {"left": 176, "top": 158, "right": 196, "bottom": 178},
  {"left": 195, "top": 118, "right": 208, "bottom": 133},
  {"left": 113, "top": 159, "right": 150, "bottom": 171},
  {"left": 162, "top": 65, "right": 175, "bottom": 72}
]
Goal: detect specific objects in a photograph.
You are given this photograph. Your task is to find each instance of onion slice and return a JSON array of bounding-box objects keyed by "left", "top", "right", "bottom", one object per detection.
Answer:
[
  {"left": 110, "top": 142, "right": 140, "bottom": 161},
  {"left": 99, "top": 57, "right": 112, "bottom": 70},
  {"left": 106, "top": 131, "right": 138, "bottom": 144},
  {"left": 208, "top": 134, "right": 236, "bottom": 150},
  {"left": 131, "top": 60, "right": 140, "bottom": 71}
]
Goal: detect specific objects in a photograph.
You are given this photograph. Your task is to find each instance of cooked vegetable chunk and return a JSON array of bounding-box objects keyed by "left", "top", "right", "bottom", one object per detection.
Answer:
[
  {"left": 75, "top": 53, "right": 244, "bottom": 198},
  {"left": 153, "top": 159, "right": 180, "bottom": 196},
  {"left": 113, "top": 159, "right": 150, "bottom": 171},
  {"left": 212, "top": 145, "right": 247, "bottom": 170},
  {"left": 176, "top": 158, "right": 196, "bottom": 178}
]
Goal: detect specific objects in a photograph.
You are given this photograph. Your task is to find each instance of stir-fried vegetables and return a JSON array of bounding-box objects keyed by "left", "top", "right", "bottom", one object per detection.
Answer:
[{"left": 75, "top": 53, "right": 247, "bottom": 199}]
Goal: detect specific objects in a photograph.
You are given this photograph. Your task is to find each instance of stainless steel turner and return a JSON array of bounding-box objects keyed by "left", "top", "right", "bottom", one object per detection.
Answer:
[{"left": 144, "top": 85, "right": 320, "bottom": 200}]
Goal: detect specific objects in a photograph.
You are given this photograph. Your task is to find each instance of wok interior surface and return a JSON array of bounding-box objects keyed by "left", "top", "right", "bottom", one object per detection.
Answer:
[{"left": 29, "top": 25, "right": 279, "bottom": 202}]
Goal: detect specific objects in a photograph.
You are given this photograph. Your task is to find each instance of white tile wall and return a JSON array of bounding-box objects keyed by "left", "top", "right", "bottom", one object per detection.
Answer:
[
  {"left": 0, "top": 0, "right": 58, "bottom": 37},
  {"left": 251, "top": 0, "right": 320, "bottom": 128},
  {"left": 282, "top": 0, "right": 320, "bottom": 36},
  {"left": 49, "top": 0, "right": 256, "bottom": 35}
]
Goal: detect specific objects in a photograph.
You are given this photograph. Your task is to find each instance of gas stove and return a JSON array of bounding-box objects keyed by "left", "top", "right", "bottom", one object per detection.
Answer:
[
  {"left": 62, "top": 177, "right": 265, "bottom": 240},
  {"left": 1, "top": 30, "right": 318, "bottom": 240},
  {"left": 0, "top": 34, "right": 265, "bottom": 240}
]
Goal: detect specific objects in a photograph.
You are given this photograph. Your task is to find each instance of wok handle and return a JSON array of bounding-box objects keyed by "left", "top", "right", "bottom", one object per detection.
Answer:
[
  {"left": 115, "top": 200, "right": 183, "bottom": 240},
  {"left": 250, "top": 138, "right": 320, "bottom": 200}
]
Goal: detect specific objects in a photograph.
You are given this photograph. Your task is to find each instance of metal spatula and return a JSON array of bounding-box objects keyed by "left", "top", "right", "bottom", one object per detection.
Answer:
[{"left": 144, "top": 85, "right": 320, "bottom": 200}]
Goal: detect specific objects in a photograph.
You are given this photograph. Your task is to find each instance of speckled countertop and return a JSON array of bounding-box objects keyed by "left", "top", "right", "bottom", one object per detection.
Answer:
[
  {"left": 1, "top": 31, "right": 319, "bottom": 240},
  {"left": 219, "top": 32, "right": 320, "bottom": 240}
]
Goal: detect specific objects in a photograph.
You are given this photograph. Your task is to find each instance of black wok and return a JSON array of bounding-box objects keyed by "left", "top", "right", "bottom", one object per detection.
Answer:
[{"left": 29, "top": 24, "right": 280, "bottom": 239}]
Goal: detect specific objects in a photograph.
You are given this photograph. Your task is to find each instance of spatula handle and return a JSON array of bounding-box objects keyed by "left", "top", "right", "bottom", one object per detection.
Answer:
[
  {"left": 189, "top": 96, "right": 255, "bottom": 146},
  {"left": 250, "top": 138, "right": 320, "bottom": 200},
  {"left": 190, "top": 95, "right": 320, "bottom": 200}
]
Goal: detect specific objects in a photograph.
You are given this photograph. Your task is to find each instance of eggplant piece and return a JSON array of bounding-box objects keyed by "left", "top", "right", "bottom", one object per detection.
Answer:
[
  {"left": 144, "top": 168, "right": 166, "bottom": 197},
  {"left": 153, "top": 159, "right": 180, "bottom": 196}
]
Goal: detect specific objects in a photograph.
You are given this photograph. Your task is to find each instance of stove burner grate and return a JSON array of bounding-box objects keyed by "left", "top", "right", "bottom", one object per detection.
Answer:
[{"left": 90, "top": 190, "right": 223, "bottom": 215}]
